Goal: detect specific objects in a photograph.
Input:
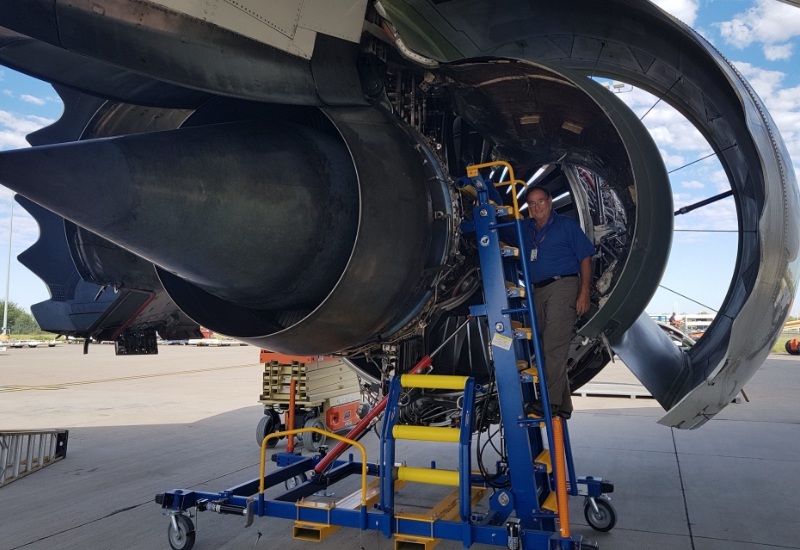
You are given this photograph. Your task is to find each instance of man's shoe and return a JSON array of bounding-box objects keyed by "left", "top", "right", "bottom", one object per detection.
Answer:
[{"left": 525, "top": 401, "right": 544, "bottom": 417}]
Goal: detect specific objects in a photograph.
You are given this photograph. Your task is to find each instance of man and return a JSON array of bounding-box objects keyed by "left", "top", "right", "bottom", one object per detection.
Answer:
[{"left": 504, "top": 186, "right": 595, "bottom": 419}]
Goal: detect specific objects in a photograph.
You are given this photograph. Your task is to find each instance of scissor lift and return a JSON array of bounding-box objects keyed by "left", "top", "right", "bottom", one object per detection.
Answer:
[{"left": 154, "top": 162, "right": 616, "bottom": 550}]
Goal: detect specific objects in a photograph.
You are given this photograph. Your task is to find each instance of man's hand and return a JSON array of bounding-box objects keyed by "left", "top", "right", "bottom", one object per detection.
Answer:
[
  {"left": 577, "top": 256, "right": 593, "bottom": 316},
  {"left": 576, "top": 289, "right": 591, "bottom": 316}
]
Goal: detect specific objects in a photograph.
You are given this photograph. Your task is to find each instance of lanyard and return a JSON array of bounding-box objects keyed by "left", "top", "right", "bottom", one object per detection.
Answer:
[{"left": 531, "top": 212, "right": 555, "bottom": 250}]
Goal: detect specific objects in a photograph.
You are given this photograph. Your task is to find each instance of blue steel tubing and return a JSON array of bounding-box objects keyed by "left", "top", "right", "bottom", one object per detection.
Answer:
[
  {"left": 561, "top": 418, "right": 578, "bottom": 496},
  {"left": 459, "top": 378, "right": 476, "bottom": 523},
  {"left": 379, "top": 378, "right": 401, "bottom": 518},
  {"left": 511, "top": 202, "right": 559, "bottom": 487}
]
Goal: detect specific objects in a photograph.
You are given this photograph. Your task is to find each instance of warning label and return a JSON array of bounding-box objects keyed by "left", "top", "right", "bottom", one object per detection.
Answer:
[{"left": 491, "top": 333, "right": 513, "bottom": 350}]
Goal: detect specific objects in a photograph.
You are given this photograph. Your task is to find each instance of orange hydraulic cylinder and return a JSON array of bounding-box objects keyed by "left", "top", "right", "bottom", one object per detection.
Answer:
[
  {"left": 287, "top": 380, "right": 296, "bottom": 453},
  {"left": 553, "top": 417, "right": 571, "bottom": 538}
]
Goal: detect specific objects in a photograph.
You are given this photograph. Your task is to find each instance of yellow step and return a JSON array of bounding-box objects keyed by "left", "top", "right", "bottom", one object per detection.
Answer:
[
  {"left": 542, "top": 492, "right": 558, "bottom": 512},
  {"left": 522, "top": 367, "right": 539, "bottom": 383},
  {"left": 293, "top": 522, "right": 340, "bottom": 541},
  {"left": 505, "top": 281, "right": 526, "bottom": 298},
  {"left": 535, "top": 449, "right": 552, "bottom": 473},
  {"left": 511, "top": 321, "right": 532, "bottom": 340},
  {"left": 400, "top": 374, "right": 469, "bottom": 390},
  {"left": 395, "top": 535, "right": 438, "bottom": 550},
  {"left": 514, "top": 327, "right": 532, "bottom": 340},
  {"left": 393, "top": 425, "right": 460, "bottom": 443},
  {"left": 500, "top": 243, "right": 520, "bottom": 258},
  {"left": 295, "top": 479, "right": 408, "bottom": 541},
  {"left": 394, "top": 487, "right": 487, "bottom": 550}
]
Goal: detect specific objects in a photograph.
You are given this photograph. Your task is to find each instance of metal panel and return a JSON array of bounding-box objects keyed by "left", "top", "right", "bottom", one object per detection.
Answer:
[{"left": 298, "top": 0, "right": 369, "bottom": 43}]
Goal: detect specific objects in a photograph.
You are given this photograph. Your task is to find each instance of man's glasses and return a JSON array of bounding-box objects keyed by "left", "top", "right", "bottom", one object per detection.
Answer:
[{"left": 527, "top": 198, "right": 550, "bottom": 207}]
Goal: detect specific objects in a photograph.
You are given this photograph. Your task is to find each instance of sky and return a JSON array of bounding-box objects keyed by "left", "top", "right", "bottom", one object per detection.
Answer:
[{"left": 0, "top": 1, "right": 798, "bottom": 317}]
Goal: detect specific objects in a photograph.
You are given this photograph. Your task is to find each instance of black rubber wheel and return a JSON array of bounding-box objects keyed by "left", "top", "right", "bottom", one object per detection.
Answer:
[
  {"left": 785, "top": 340, "right": 800, "bottom": 355},
  {"left": 584, "top": 497, "right": 616, "bottom": 532},
  {"left": 167, "top": 515, "right": 195, "bottom": 550},
  {"left": 284, "top": 472, "right": 309, "bottom": 490},
  {"left": 302, "top": 417, "right": 327, "bottom": 453},
  {"left": 256, "top": 410, "right": 280, "bottom": 448}
]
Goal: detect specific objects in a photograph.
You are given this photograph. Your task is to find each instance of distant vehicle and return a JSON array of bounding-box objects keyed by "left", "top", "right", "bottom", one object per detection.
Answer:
[
  {"left": 683, "top": 314, "right": 715, "bottom": 335},
  {"left": 655, "top": 322, "right": 696, "bottom": 350}
]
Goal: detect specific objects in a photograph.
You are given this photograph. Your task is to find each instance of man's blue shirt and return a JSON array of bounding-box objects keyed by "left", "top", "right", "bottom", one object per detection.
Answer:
[{"left": 502, "top": 212, "right": 595, "bottom": 283}]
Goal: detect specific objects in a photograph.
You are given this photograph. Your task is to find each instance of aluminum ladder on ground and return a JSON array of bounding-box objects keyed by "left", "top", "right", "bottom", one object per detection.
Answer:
[{"left": 0, "top": 429, "right": 69, "bottom": 487}]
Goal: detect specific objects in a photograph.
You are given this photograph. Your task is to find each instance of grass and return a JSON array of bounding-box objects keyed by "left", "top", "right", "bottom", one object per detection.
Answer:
[
  {"left": 0, "top": 332, "right": 59, "bottom": 341},
  {"left": 772, "top": 333, "right": 798, "bottom": 354}
]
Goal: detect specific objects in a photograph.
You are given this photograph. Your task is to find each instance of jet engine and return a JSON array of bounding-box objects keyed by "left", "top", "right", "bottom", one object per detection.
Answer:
[{"left": 0, "top": 0, "right": 796, "bottom": 429}]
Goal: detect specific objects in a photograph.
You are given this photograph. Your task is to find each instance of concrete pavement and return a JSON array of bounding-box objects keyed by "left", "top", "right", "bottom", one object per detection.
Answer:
[{"left": 1, "top": 345, "right": 798, "bottom": 550}]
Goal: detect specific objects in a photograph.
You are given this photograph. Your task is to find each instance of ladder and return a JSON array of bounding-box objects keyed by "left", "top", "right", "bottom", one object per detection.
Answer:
[
  {"left": 0, "top": 429, "right": 69, "bottom": 487},
  {"left": 458, "top": 161, "right": 578, "bottom": 544},
  {"left": 379, "top": 373, "right": 478, "bottom": 545}
]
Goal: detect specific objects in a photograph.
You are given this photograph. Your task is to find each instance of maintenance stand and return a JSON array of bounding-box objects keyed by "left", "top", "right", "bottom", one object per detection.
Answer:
[{"left": 154, "top": 162, "right": 616, "bottom": 550}]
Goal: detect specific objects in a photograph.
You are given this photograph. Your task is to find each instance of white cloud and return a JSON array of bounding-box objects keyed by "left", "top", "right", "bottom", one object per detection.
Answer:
[
  {"left": 732, "top": 61, "right": 800, "bottom": 181},
  {"left": 717, "top": 0, "right": 800, "bottom": 59},
  {"left": 659, "top": 148, "right": 685, "bottom": 169},
  {"left": 650, "top": 0, "right": 699, "bottom": 26},
  {"left": 2, "top": 90, "right": 12, "bottom": 97},
  {"left": 710, "top": 169, "right": 731, "bottom": 194},
  {"left": 673, "top": 192, "right": 738, "bottom": 231},
  {"left": 764, "top": 43, "right": 794, "bottom": 61},
  {"left": 681, "top": 180, "right": 705, "bottom": 189},
  {"left": 20, "top": 94, "right": 45, "bottom": 106},
  {"left": 0, "top": 111, "right": 54, "bottom": 151},
  {"left": 618, "top": 87, "right": 713, "bottom": 154}
]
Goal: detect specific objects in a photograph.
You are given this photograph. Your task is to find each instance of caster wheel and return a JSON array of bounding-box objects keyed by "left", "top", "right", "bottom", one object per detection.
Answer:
[
  {"left": 584, "top": 497, "right": 616, "bottom": 532},
  {"left": 302, "top": 417, "right": 327, "bottom": 453},
  {"left": 256, "top": 410, "right": 281, "bottom": 448},
  {"left": 284, "top": 472, "right": 309, "bottom": 490},
  {"left": 167, "top": 515, "right": 195, "bottom": 550}
]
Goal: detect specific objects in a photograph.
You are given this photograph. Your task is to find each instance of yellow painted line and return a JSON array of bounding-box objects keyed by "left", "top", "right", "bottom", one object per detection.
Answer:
[{"left": 0, "top": 363, "right": 262, "bottom": 393}]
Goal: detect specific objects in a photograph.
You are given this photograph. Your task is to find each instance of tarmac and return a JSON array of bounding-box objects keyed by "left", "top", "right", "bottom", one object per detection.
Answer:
[{"left": 1, "top": 344, "right": 799, "bottom": 550}]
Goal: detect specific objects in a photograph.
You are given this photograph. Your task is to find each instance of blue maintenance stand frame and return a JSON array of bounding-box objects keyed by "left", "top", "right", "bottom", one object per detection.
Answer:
[{"left": 154, "top": 162, "right": 614, "bottom": 550}]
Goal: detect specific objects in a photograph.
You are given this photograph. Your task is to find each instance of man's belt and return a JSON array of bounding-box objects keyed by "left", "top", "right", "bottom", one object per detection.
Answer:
[{"left": 532, "top": 273, "right": 578, "bottom": 289}]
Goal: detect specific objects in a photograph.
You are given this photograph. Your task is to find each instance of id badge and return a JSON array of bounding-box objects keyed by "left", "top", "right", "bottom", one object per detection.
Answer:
[{"left": 530, "top": 248, "right": 538, "bottom": 261}]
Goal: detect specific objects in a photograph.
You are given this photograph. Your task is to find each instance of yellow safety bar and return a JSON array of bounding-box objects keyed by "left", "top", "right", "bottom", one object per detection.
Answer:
[
  {"left": 465, "top": 161, "right": 527, "bottom": 220},
  {"left": 400, "top": 374, "right": 469, "bottom": 390},
  {"left": 393, "top": 425, "right": 460, "bottom": 443},
  {"left": 397, "top": 466, "right": 460, "bottom": 487},
  {"left": 260, "top": 428, "right": 368, "bottom": 506}
]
